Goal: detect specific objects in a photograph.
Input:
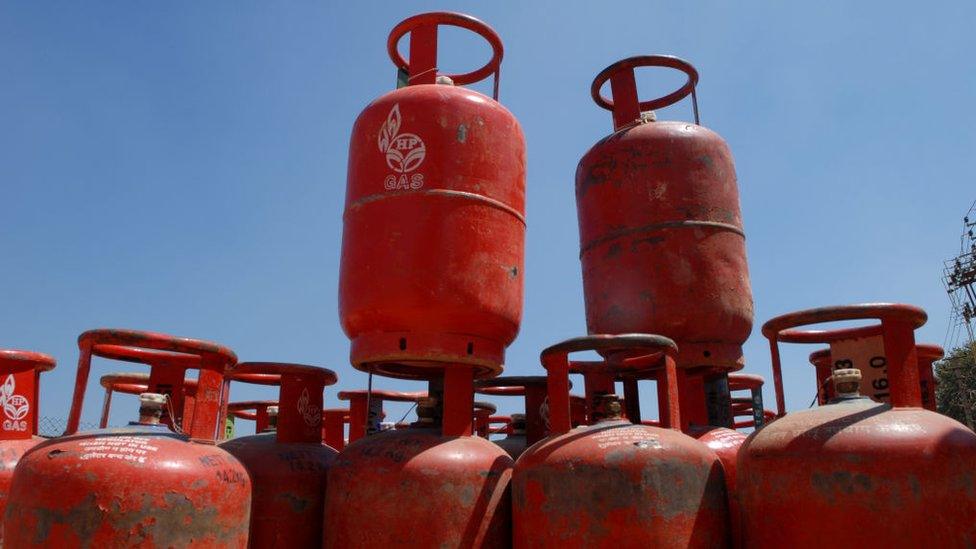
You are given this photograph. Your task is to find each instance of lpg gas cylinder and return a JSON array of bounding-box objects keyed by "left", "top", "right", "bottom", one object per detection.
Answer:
[
  {"left": 475, "top": 376, "right": 552, "bottom": 458},
  {"left": 338, "top": 389, "right": 423, "bottom": 443},
  {"left": 228, "top": 400, "right": 279, "bottom": 433},
  {"left": 739, "top": 304, "right": 976, "bottom": 546},
  {"left": 570, "top": 355, "right": 746, "bottom": 535},
  {"left": 3, "top": 329, "right": 250, "bottom": 547},
  {"left": 0, "top": 350, "right": 54, "bottom": 542},
  {"left": 514, "top": 335, "right": 729, "bottom": 547},
  {"left": 97, "top": 371, "right": 200, "bottom": 429},
  {"left": 221, "top": 362, "right": 339, "bottom": 547},
  {"left": 473, "top": 400, "right": 497, "bottom": 437},
  {"left": 487, "top": 416, "right": 512, "bottom": 435},
  {"left": 339, "top": 12, "right": 526, "bottom": 380},
  {"left": 728, "top": 373, "right": 767, "bottom": 429},
  {"left": 325, "top": 368, "right": 513, "bottom": 548},
  {"left": 576, "top": 55, "right": 752, "bottom": 373},
  {"left": 321, "top": 408, "right": 350, "bottom": 450}
]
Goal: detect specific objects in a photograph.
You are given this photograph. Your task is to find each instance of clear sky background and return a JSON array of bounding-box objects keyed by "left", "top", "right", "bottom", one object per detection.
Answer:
[{"left": 2, "top": 2, "right": 974, "bottom": 432}]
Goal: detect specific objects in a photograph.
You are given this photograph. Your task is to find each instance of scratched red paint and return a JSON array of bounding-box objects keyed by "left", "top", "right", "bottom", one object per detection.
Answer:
[
  {"left": 740, "top": 304, "right": 976, "bottom": 546},
  {"left": 576, "top": 55, "right": 752, "bottom": 373},
  {"left": 3, "top": 329, "right": 250, "bottom": 547}
]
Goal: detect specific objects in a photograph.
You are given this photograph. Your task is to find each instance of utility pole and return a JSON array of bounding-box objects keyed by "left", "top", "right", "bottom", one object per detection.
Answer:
[{"left": 943, "top": 203, "right": 976, "bottom": 430}]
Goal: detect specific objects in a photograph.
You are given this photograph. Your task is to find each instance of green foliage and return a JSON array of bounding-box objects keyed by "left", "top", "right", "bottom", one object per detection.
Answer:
[{"left": 935, "top": 343, "right": 976, "bottom": 428}]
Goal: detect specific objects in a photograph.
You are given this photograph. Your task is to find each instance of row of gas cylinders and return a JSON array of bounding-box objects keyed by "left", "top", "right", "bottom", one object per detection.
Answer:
[
  {"left": 3, "top": 8, "right": 975, "bottom": 547},
  {"left": 0, "top": 307, "right": 967, "bottom": 547}
]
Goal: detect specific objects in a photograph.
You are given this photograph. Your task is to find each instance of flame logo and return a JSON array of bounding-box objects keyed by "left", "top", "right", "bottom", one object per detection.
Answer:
[
  {"left": 296, "top": 387, "right": 321, "bottom": 428},
  {"left": 0, "top": 375, "right": 29, "bottom": 422},
  {"left": 378, "top": 104, "right": 426, "bottom": 174}
]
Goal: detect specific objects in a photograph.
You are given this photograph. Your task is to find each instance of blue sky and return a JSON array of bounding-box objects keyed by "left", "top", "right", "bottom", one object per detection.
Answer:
[{"left": 2, "top": 2, "right": 973, "bottom": 432}]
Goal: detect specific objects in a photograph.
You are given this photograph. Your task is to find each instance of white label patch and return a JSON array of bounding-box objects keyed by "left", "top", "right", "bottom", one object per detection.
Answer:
[
  {"left": 0, "top": 375, "right": 29, "bottom": 432},
  {"left": 297, "top": 387, "right": 322, "bottom": 428},
  {"left": 78, "top": 436, "right": 160, "bottom": 463},
  {"left": 378, "top": 104, "right": 425, "bottom": 190}
]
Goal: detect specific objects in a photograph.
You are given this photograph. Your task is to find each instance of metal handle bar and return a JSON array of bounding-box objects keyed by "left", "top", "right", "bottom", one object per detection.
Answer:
[{"left": 387, "top": 11, "right": 504, "bottom": 98}]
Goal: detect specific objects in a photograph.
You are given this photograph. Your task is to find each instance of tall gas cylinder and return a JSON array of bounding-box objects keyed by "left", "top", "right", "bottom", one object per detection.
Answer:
[
  {"left": 576, "top": 55, "right": 752, "bottom": 383},
  {"left": 3, "top": 329, "right": 250, "bottom": 547},
  {"left": 339, "top": 11, "right": 526, "bottom": 380},
  {"left": 514, "top": 335, "right": 729, "bottom": 547},
  {"left": 221, "top": 362, "right": 338, "bottom": 547},
  {"left": 739, "top": 304, "right": 976, "bottom": 546},
  {"left": 324, "top": 369, "right": 513, "bottom": 547},
  {"left": 0, "top": 350, "right": 54, "bottom": 543},
  {"left": 475, "top": 376, "right": 551, "bottom": 458}
]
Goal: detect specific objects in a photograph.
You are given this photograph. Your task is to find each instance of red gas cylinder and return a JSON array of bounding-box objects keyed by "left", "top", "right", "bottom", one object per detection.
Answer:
[
  {"left": 916, "top": 344, "right": 943, "bottom": 411},
  {"left": 739, "top": 304, "right": 976, "bottom": 546},
  {"left": 98, "top": 371, "right": 200, "bottom": 429},
  {"left": 0, "top": 350, "right": 55, "bottom": 542},
  {"left": 793, "top": 325, "right": 944, "bottom": 412},
  {"left": 337, "top": 389, "right": 422, "bottom": 442},
  {"left": 339, "top": 12, "right": 526, "bottom": 381},
  {"left": 728, "top": 373, "right": 767, "bottom": 429},
  {"left": 576, "top": 55, "right": 752, "bottom": 380},
  {"left": 475, "top": 376, "right": 552, "bottom": 458},
  {"left": 325, "top": 367, "right": 513, "bottom": 547},
  {"left": 221, "top": 362, "right": 339, "bottom": 547},
  {"left": 4, "top": 329, "right": 250, "bottom": 547},
  {"left": 487, "top": 416, "right": 512, "bottom": 435},
  {"left": 322, "top": 408, "right": 350, "bottom": 450},
  {"left": 473, "top": 400, "right": 497, "bottom": 437},
  {"left": 228, "top": 400, "right": 279, "bottom": 434},
  {"left": 514, "top": 335, "right": 729, "bottom": 547}
]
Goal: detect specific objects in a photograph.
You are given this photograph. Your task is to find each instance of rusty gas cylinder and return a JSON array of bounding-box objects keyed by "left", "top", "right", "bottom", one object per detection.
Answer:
[
  {"left": 4, "top": 329, "right": 250, "bottom": 547},
  {"left": 339, "top": 12, "right": 526, "bottom": 381},
  {"left": 221, "top": 362, "right": 339, "bottom": 547},
  {"left": 576, "top": 55, "right": 752, "bottom": 381},
  {"left": 475, "top": 376, "right": 552, "bottom": 458},
  {"left": 325, "top": 367, "right": 513, "bottom": 547},
  {"left": 0, "top": 350, "right": 54, "bottom": 543},
  {"left": 514, "top": 335, "right": 729, "bottom": 547},
  {"left": 739, "top": 304, "right": 976, "bottom": 546}
]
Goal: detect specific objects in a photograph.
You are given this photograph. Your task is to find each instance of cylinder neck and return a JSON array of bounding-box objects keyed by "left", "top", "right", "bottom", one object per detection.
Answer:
[
  {"left": 414, "top": 396, "right": 441, "bottom": 427},
  {"left": 137, "top": 393, "right": 166, "bottom": 426},
  {"left": 591, "top": 393, "right": 623, "bottom": 422}
]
